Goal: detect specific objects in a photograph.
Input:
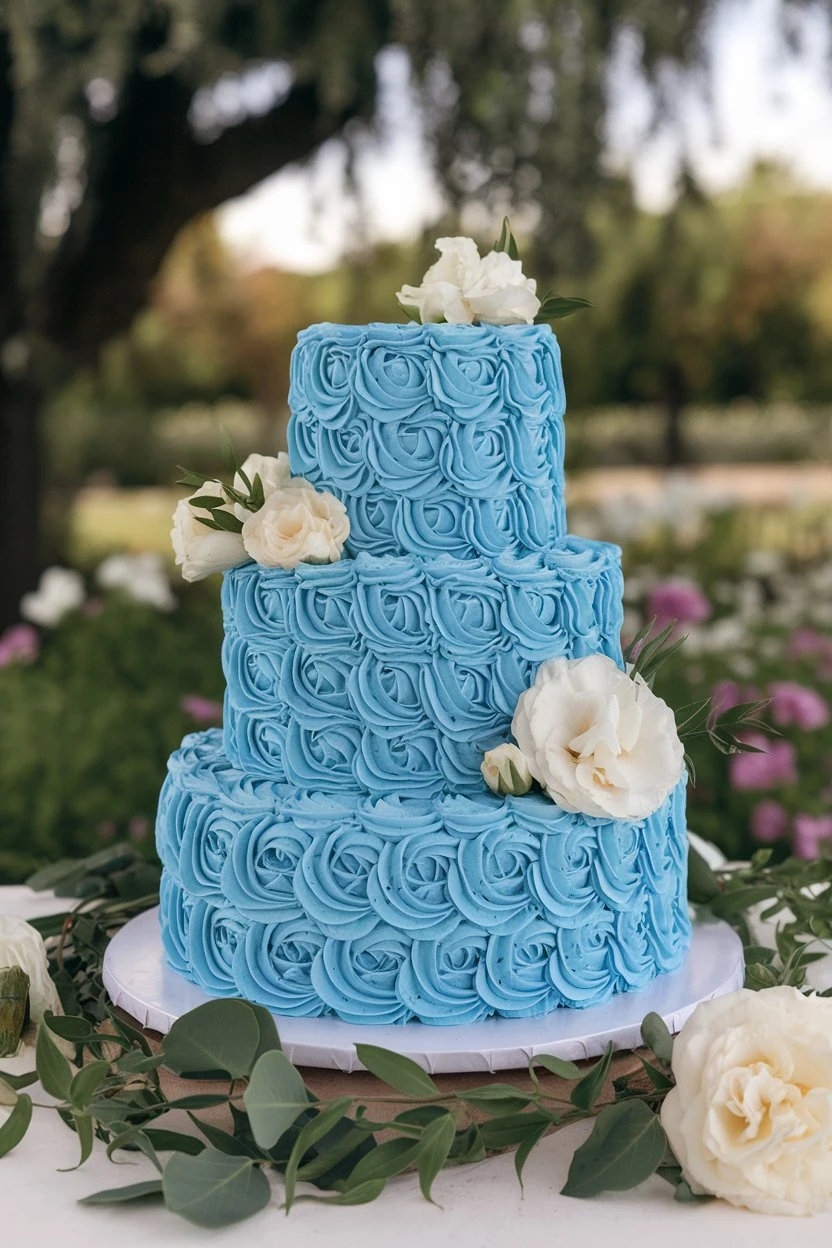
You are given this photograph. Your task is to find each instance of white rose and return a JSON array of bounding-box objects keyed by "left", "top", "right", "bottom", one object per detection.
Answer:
[
  {"left": 0, "top": 917, "right": 62, "bottom": 1032},
  {"left": 96, "top": 552, "right": 176, "bottom": 612},
  {"left": 396, "top": 236, "right": 541, "bottom": 326},
  {"left": 481, "top": 743, "right": 533, "bottom": 796},
  {"left": 171, "top": 482, "right": 247, "bottom": 584},
  {"left": 662, "top": 987, "right": 832, "bottom": 1216},
  {"left": 463, "top": 249, "right": 540, "bottom": 325},
  {"left": 241, "top": 485, "right": 349, "bottom": 570},
  {"left": 511, "top": 654, "right": 684, "bottom": 820},
  {"left": 234, "top": 452, "right": 291, "bottom": 499},
  {"left": 20, "top": 567, "right": 85, "bottom": 628}
]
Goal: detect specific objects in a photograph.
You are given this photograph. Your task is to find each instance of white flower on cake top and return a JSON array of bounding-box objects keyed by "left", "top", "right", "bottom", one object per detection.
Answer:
[
  {"left": 172, "top": 451, "right": 349, "bottom": 581},
  {"left": 510, "top": 654, "right": 685, "bottom": 820},
  {"left": 396, "top": 236, "right": 541, "bottom": 326}
]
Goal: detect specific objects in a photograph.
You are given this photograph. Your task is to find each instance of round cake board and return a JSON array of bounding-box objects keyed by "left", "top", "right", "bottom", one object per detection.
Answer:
[{"left": 103, "top": 908, "right": 743, "bottom": 1074}]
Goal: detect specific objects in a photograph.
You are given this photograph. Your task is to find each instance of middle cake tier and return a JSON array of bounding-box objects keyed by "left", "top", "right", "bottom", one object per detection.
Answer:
[{"left": 221, "top": 536, "right": 624, "bottom": 793}]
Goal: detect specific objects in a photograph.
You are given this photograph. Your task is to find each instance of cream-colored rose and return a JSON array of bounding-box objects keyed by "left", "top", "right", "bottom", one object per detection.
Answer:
[
  {"left": 234, "top": 452, "right": 291, "bottom": 498},
  {"left": 20, "top": 567, "right": 85, "bottom": 628},
  {"left": 241, "top": 485, "right": 349, "bottom": 569},
  {"left": 662, "top": 987, "right": 832, "bottom": 1216},
  {"left": 0, "top": 917, "right": 62, "bottom": 1030},
  {"left": 463, "top": 249, "right": 540, "bottom": 325},
  {"left": 481, "top": 744, "right": 533, "bottom": 796},
  {"left": 511, "top": 654, "right": 684, "bottom": 820},
  {"left": 171, "top": 482, "right": 247, "bottom": 583},
  {"left": 396, "top": 236, "right": 541, "bottom": 326}
]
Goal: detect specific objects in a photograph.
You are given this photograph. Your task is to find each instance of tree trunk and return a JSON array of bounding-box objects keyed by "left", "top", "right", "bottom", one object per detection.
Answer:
[
  {"left": 662, "top": 360, "right": 687, "bottom": 468},
  {"left": 0, "top": 371, "right": 41, "bottom": 630}
]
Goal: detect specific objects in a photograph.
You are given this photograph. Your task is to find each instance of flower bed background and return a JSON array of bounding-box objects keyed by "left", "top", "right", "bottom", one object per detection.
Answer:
[{"left": 0, "top": 486, "right": 829, "bottom": 884}]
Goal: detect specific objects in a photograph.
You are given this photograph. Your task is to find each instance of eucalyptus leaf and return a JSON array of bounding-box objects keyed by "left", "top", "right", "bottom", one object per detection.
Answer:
[
  {"left": 45, "top": 1015, "right": 95, "bottom": 1043},
  {"left": 243, "top": 1049, "right": 309, "bottom": 1150},
  {"left": 70, "top": 1060, "right": 111, "bottom": 1110},
  {"left": 355, "top": 1044, "right": 440, "bottom": 1098},
  {"left": 162, "top": 1150, "right": 271, "bottom": 1228},
  {"left": 189, "top": 1114, "right": 258, "bottom": 1158},
  {"left": 36, "top": 1022, "right": 73, "bottom": 1100},
  {"left": 514, "top": 1121, "right": 549, "bottom": 1187},
  {"left": 0, "top": 1093, "right": 32, "bottom": 1157},
  {"left": 162, "top": 999, "right": 260, "bottom": 1079},
  {"left": 570, "top": 1042, "right": 614, "bottom": 1112},
  {"left": 79, "top": 1179, "right": 164, "bottom": 1206},
  {"left": 294, "top": 1178, "right": 386, "bottom": 1206},
  {"left": 478, "top": 1111, "right": 553, "bottom": 1152},
  {"left": 531, "top": 1054, "right": 583, "bottom": 1080},
  {"left": 561, "top": 1100, "right": 666, "bottom": 1198},
  {"left": 344, "top": 1137, "right": 420, "bottom": 1187},
  {"left": 283, "top": 1097, "right": 354, "bottom": 1211},
  {"left": 640, "top": 1012, "right": 674, "bottom": 1066},
  {"left": 247, "top": 1003, "right": 282, "bottom": 1062}
]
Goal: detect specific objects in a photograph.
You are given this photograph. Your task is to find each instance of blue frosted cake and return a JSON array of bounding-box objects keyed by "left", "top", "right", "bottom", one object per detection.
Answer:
[{"left": 160, "top": 267, "right": 691, "bottom": 1025}]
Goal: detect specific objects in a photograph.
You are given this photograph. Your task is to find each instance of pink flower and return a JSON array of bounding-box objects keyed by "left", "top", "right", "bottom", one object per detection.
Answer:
[
  {"left": 768, "top": 681, "right": 830, "bottom": 731},
  {"left": 0, "top": 624, "right": 40, "bottom": 668},
  {"left": 180, "top": 694, "right": 223, "bottom": 725},
  {"left": 750, "top": 800, "right": 789, "bottom": 843},
  {"left": 730, "top": 732, "right": 798, "bottom": 791},
  {"left": 793, "top": 813, "right": 832, "bottom": 860},
  {"left": 647, "top": 581, "right": 711, "bottom": 637},
  {"left": 788, "top": 629, "right": 832, "bottom": 659}
]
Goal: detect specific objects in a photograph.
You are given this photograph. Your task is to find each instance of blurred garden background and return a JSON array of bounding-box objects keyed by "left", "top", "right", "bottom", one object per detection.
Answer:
[{"left": 1, "top": 0, "right": 831, "bottom": 880}]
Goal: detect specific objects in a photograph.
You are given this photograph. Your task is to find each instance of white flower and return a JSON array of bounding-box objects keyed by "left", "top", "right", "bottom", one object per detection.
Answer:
[
  {"left": 241, "top": 484, "right": 349, "bottom": 570},
  {"left": 511, "top": 654, "right": 684, "bottom": 820},
  {"left": 662, "top": 987, "right": 832, "bottom": 1216},
  {"left": 396, "top": 236, "right": 540, "bottom": 326},
  {"left": 234, "top": 452, "right": 291, "bottom": 499},
  {"left": 19, "top": 567, "right": 85, "bottom": 628},
  {"left": 0, "top": 917, "right": 62, "bottom": 1032},
  {"left": 96, "top": 552, "right": 176, "bottom": 612},
  {"left": 171, "top": 482, "right": 247, "bottom": 584},
  {"left": 481, "top": 743, "right": 533, "bottom": 796}
]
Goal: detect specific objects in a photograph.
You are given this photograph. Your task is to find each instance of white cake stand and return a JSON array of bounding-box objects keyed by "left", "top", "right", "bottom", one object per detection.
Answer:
[{"left": 102, "top": 907, "right": 744, "bottom": 1074}]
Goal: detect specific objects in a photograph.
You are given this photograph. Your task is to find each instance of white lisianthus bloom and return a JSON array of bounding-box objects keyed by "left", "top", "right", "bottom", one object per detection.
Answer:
[
  {"left": 0, "top": 917, "right": 62, "bottom": 1031},
  {"left": 481, "top": 744, "right": 533, "bottom": 796},
  {"left": 234, "top": 451, "right": 292, "bottom": 499},
  {"left": 171, "top": 481, "right": 247, "bottom": 583},
  {"left": 20, "top": 567, "right": 85, "bottom": 628},
  {"left": 396, "top": 237, "right": 482, "bottom": 324},
  {"left": 463, "top": 249, "right": 540, "bottom": 325},
  {"left": 662, "top": 987, "right": 832, "bottom": 1216},
  {"left": 241, "top": 484, "right": 349, "bottom": 570},
  {"left": 396, "top": 236, "right": 541, "bottom": 326},
  {"left": 96, "top": 552, "right": 176, "bottom": 612},
  {"left": 511, "top": 654, "right": 684, "bottom": 820}
]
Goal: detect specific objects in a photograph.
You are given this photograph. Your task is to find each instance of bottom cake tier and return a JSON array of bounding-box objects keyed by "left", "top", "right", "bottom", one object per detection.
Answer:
[{"left": 156, "top": 730, "right": 691, "bottom": 1025}]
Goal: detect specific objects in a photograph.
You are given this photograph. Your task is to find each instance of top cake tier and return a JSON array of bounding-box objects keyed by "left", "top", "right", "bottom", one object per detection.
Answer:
[{"left": 288, "top": 322, "right": 566, "bottom": 562}]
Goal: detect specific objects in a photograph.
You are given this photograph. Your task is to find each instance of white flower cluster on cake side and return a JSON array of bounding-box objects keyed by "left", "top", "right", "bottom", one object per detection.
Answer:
[
  {"left": 482, "top": 653, "right": 685, "bottom": 821},
  {"left": 396, "top": 236, "right": 541, "bottom": 326},
  {"left": 171, "top": 452, "right": 349, "bottom": 582}
]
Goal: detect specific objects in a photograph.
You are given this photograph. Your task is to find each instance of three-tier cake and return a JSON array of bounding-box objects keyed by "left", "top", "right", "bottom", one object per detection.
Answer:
[{"left": 156, "top": 315, "right": 691, "bottom": 1025}]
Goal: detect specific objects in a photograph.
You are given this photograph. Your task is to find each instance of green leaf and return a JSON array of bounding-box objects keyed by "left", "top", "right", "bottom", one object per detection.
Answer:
[
  {"left": 561, "top": 1100, "right": 666, "bottom": 1198},
  {"left": 45, "top": 1015, "right": 95, "bottom": 1044},
  {"left": 458, "top": 1085, "right": 533, "bottom": 1116},
  {"left": 514, "top": 1121, "right": 548, "bottom": 1187},
  {"left": 0, "top": 1093, "right": 32, "bottom": 1157},
  {"left": 200, "top": 507, "right": 244, "bottom": 534},
  {"left": 189, "top": 1114, "right": 257, "bottom": 1157},
  {"left": 640, "top": 1013, "right": 674, "bottom": 1066},
  {"left": 36, "top": 1022, "right": 73, "bottom": 1100},
  {"left": 80, "top": 1179, "right": 164, "bottom": 1206},
  {"left": 247, "top": 1004, "right": 282, "bottom": 1062},
  {"left": 0, "top": 1070, "right": 38, "bottom": 1093},
  {"left": 67, "top": 1113, "right": 94, "bottom": 1170},
  {"left": 249, "top": 473, "right": 266, "bottom": 511},
  {"left": 687, "top": 843, "right": 721, "bottom": 904},
  {"left": 25, "top": 859, "right": 85, "bottom": 891},
  {"left": 144, "top": 1128, "right": 206, "bottom": 1156},
  {"left": 535, "top": 295, "right": 592, "bottom": 321},
  {"left": 162, "top": 999, "right": 260, "bottom": 1080},
  {"left": 294, "top": 1178, "right": 386, "bottom": 1206},
  {"left": 162, "top": 1150, "right": 270, "bottom": 1228},
  {"left": 640, "top": 1059, "right": 674, "bottom": 1092},
  {"left": 344, "top": 1137, "right": 420, "bottom": 1187},
  {"left": 242, "top": 1049, "right": 308, "bottom": 1150},
  {"left": 570, "top": 1042, "right": 614, "bottom": 1112},
  {"left": 188, "top": 495, "right": 227, "bottom": 512},
  {"left": 478, "top": 1111, "right": 554, "bottom": 1152},
  {"left": 176, "top": 466, "right": 214, "bottom": 488},
  {"left": 70, "top": 1060, "right": 111, "bottom": 1111},
  {"left": 218, "top": 425, "right": 240, "bottom": 475},
  {"left": 355, "top": 1045, "right": 440, "bottom": 1098},
  {"left": 417, "top": 1113, "right": 456, "bottom": 1204},
  {"left": 531, "top": 1054, "right": 583, "bottom": 1080},
  {"left": 283, "top": 1097, "right": 354, "bottom": 1211},
  {"left": 709, "top": 885, "right": 779, "bottom": 918}
]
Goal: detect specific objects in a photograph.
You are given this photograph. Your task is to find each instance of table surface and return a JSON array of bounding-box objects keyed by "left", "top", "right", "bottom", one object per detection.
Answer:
[{"left": 2, "top": 884, "right": 830, "bottom": 1248}]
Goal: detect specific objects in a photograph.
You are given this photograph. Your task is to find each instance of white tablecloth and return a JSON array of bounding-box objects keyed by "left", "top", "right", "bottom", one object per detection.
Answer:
[{"left": 2, "top": 885, "right": 830, "bottom": 1247}]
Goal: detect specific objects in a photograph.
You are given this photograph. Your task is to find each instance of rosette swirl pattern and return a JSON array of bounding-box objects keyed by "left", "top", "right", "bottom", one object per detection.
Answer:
[{"left": 288, "top": 322, "right": 567, "bottom": 559}]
